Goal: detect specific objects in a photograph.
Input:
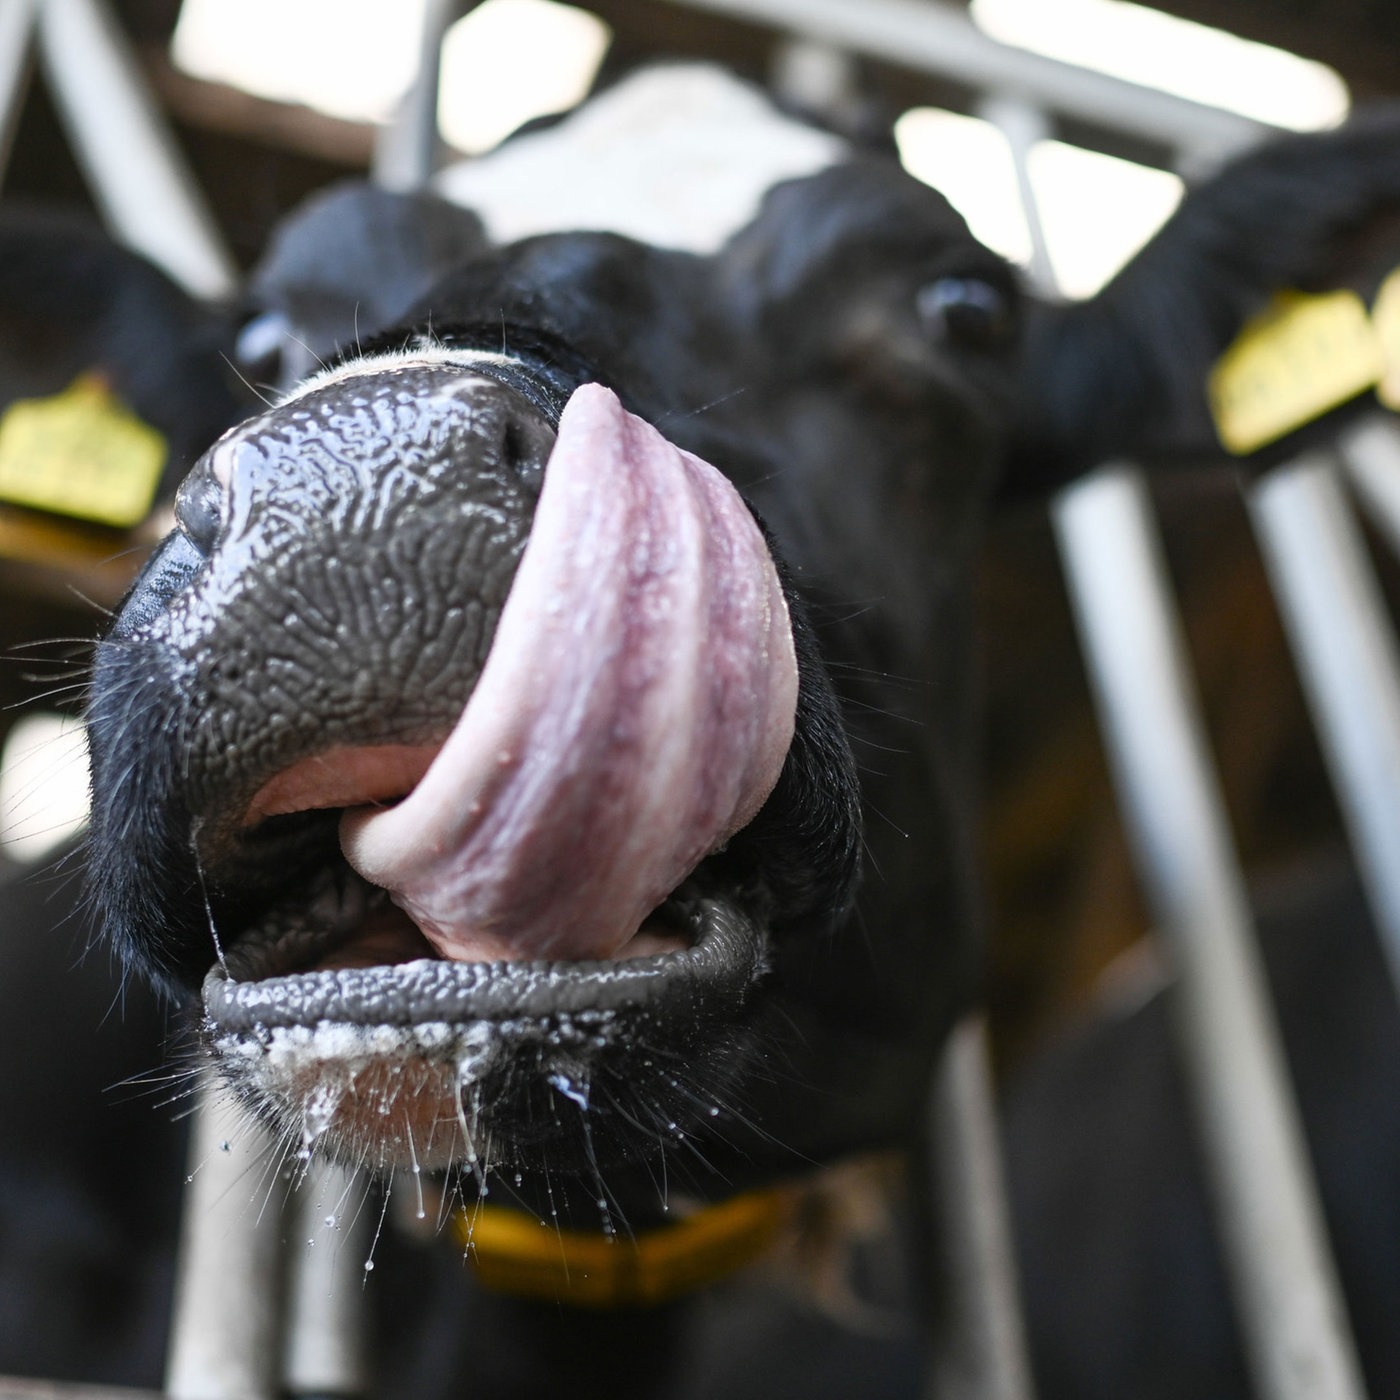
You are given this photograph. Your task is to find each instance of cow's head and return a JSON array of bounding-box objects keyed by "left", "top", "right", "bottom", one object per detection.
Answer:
[{"left": 86, "top": 92, "right": 1019, "bottom": 1218}]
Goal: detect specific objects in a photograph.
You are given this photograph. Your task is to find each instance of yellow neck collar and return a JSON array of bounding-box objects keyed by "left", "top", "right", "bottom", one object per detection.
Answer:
[{"left": 452, "top": 1187, "right": 795, "bottom": 1309}]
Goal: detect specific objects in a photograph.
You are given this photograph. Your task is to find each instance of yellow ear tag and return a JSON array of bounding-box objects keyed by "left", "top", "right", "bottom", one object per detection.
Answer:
[
  {"left": 1208, "top": 289, "right": 1384, "bottom": 456},
  {"left": 0, "top": 373, "right": 167, "bottom": 528},
  {"left": 1371, "top": 266, "right": 1400, "bottom": 412}
]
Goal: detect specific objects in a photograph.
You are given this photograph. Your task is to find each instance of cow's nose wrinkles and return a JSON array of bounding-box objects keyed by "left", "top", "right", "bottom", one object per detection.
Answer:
[{"left": 168, "top": 367, "right": 562, "bottom": 862}]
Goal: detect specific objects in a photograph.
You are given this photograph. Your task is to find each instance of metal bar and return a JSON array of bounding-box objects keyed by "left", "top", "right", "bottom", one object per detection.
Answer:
[
  {"left": 923, "top": 1017, "right": 1036, "bottom": 1400},
  {"left": 665, "top": 0, "right": 1265, "bottom": 162},
  {"left": 282, "top": 1162, "right": 372, "bottom": 1399},
  {"left": 978, "top": 95, "right": 1056, "bottom": 294},
  {"left": 35, "top": 0, "right": 237, "bottom": 299},
  {"left": 1341, "top": 414, "right": 1400, "bottom": 564},
  {"left": 372, "top": 0, "right": 464, "bottom": 190},
  {"left": 0, "top": 0, "right": 37, "bottom": 189},
  {"left": 1249, "top": 452, "right": 1400, "bottom": 992},
  {"left": 1051, "top": 466, "right": 1366, "bottom": 1400},
  {"left": 165, "top": 1076, "right": 284, "bottom": 1400}
]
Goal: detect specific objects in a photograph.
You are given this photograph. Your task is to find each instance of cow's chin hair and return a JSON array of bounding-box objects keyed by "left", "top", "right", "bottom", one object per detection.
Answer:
[{"left": 201, "top": 888, "right": 772, "bottom": 1175}]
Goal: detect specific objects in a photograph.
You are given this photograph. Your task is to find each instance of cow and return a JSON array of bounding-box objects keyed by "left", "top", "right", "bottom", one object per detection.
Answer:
[
  {"left": 86, "top": 68, "right": 997, "bottom": 1215},
  {"left": 0, "top": 206, "right": 244, "bottom": 725},
  {"left": 54, "top": 67, "right": 1400, "bottom": 1398}
]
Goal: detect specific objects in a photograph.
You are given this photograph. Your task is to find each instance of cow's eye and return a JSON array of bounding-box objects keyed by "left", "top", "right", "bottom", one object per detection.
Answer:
[{"left": 917, "top": 276, "right": 1016, "bottom": 353}]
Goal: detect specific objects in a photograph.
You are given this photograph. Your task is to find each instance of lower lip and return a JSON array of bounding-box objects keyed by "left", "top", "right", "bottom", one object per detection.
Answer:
[{"left": 204, "top": 887, "right": 765, "bottom": 1034}]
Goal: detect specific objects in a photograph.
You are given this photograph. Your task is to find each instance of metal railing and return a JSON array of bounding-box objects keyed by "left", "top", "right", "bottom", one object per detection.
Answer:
[
  {"left": 1052, "top": 468, "right": 1369, "bottom": 1400},
  {"left": 163, "top": 1081, "right": 370, "bottom": 1400},
  {"left": 0, "top": 0, "right": 235, "bottom": 298},
  {"left": 669, "top": 0, "right": 1265, "bottom": 162}
]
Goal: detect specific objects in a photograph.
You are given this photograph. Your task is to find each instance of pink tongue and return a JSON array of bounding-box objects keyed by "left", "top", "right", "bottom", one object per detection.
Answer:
[{"left": 339, "top": 382, "right": 797, "bottom": 963}]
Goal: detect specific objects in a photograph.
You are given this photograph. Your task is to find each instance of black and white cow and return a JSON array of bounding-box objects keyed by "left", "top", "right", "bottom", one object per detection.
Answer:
[
  {"left": 88, "top": 68, "right": 999, "bottom": 1209},
  {"left": 27, "top": 68, "right": 1400, "bottom": 1399}
]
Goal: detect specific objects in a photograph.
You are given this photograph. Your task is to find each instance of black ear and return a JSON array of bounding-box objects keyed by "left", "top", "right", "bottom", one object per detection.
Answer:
[
  {"left": 0, "top": 205, "right": 244, "bottom": 513},
  {"left": 238, "top": 182, "right": 491, "bottom": 389},
  {"left": 1006, "top": 105, "right": 1400, "bottom": 494}
]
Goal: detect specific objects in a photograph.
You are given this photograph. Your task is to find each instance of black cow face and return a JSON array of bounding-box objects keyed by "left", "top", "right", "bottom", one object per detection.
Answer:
[{"left": 85, "top": 153, "right": 1020, "bottom": 1220}]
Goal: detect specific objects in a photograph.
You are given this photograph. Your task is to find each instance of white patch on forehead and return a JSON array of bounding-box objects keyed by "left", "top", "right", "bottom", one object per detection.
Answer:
[{"left": 435, "top": 64, "right": 850, "bottom": 254}]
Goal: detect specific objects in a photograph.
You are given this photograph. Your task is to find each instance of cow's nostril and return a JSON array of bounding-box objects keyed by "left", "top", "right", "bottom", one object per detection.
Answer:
[
  {"left": 174, "top": 466, "right": 224, "bottom": 556},
  {"left": 501, "top": 418, "right": 524, "bottom": 468},
  {"left": 500, "top": 416, "right": 546, "bottom": 490}
]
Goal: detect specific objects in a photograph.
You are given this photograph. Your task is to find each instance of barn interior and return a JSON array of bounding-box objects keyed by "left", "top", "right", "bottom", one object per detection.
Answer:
[{"left": 4, "top": 2, "right": 1400, "bottom": 1398}]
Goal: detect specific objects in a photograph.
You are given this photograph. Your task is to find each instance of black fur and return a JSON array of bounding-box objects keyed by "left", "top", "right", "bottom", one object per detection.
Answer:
[{"left": 238, "top": 182, "right": 492, "bottom": 390}]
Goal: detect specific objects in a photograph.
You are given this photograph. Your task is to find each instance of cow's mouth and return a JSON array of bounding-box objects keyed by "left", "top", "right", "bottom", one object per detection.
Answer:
[
  {"left": 201, "top": 852, "right": 773, "bottom": 1175},
  {"left": 197, "top": 374, "right": 798, "bottom": 1174}
]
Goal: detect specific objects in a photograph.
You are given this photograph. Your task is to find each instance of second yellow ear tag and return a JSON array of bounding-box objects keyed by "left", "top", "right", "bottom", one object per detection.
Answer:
[
  {"left": 0, "top": 373, "right": 168, "bottom": 528},
  {"left": 1208, "top": 289, "right": 1384, "bottom": 456}
]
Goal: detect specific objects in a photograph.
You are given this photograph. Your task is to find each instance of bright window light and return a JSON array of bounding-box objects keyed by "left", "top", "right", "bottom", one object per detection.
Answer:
[
  {"left": 171, "top": 0, "right": 428, "bottom": 124},
  {"left": 894, "top": 108, "right": 1033, "bottom": 267},
  {"left": 896, "top": 108, "right": 1184, "bottom": 298},
  {"left": 1029, "top": 140, "right": 1183, "bottom": 297},
  {"left": 0, "top": 713, "right": 89, "bottom": 865},
  {"left": 438, "top": 0, "right": 611, "bottom": 156},
  {"left": 971, "top": 0, "right": 1348, "bottom": 131}
]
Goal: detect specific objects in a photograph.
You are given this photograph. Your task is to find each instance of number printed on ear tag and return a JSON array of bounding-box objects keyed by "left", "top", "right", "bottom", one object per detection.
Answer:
[
  {"left": 0, "top": 373, "right": 167, "bottom": 528},
  {"left": 1209, "top": 289, "right": 1384, "bottom": 455}
]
